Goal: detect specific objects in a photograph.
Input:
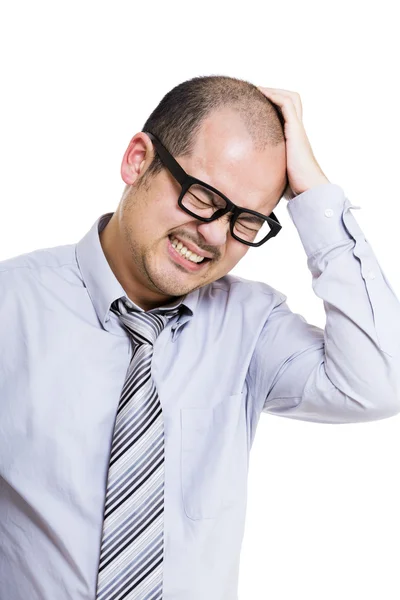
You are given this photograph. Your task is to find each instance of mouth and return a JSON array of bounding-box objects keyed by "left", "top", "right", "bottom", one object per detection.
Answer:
[{"left": 167, "top": 236, "right": 212, "bottom": 272}]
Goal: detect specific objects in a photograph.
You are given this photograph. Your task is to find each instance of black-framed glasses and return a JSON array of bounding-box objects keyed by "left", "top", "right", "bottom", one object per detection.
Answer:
[{"left": 143, "top": 131, "right": 282, "bottom": 247}]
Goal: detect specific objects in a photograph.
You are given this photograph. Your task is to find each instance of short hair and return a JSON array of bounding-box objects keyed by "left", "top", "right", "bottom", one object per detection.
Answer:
[{"left": 138, "top": 74, "right": 285, "bottom": 188}]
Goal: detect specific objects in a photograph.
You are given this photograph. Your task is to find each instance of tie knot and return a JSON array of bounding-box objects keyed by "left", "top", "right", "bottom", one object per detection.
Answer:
[{"left": 110, "top": 298, "right": 181, "bottom": 345}]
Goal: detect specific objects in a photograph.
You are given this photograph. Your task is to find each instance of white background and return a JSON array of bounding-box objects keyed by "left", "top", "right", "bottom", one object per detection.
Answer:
[{"left": 1, "top": 2, "right": 399, "bottom": 598}]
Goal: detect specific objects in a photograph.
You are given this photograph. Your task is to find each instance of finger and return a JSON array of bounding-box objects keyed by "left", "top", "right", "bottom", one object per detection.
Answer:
[
  {"left": 258, "top": 86, "right": 300, "bottom": 102},
  {"left": 257, "top": 87, "right": 303, "bottom": 121},
  {"left": 259, "top": 90, "right": 302, "bottom": 124},
  {"left": 258, "top": 88, "right": 303, "bottom": 122}
]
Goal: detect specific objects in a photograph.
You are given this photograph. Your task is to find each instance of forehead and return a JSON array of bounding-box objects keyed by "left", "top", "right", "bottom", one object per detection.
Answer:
[{"left": 180, "top": 108, "right": 286, "bottom": 213}]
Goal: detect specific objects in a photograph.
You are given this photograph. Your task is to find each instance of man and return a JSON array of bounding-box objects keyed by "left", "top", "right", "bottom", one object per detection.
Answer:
[{"left": 1, "top": 75, "right": 399, "bottom": 600}]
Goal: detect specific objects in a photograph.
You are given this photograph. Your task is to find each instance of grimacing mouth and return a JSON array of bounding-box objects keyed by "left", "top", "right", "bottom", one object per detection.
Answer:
[{"left": 168, "top": 235, "right": 213, "bottom": 263}]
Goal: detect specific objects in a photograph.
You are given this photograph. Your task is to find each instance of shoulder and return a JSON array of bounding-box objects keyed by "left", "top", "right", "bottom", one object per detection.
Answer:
[{"left": 0, "top": 243, "right": 78, "bottom": 299}]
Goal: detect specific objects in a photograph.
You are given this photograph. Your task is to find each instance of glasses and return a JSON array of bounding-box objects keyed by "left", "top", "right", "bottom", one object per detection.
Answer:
[{"left": 143, "top": 131, "right": 282, "bottom": 247}]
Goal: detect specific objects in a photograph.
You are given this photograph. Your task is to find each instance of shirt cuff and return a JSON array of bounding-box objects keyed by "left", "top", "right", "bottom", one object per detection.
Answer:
[{"left": 286, "top": 182, "right": 364, "bottom": 257}]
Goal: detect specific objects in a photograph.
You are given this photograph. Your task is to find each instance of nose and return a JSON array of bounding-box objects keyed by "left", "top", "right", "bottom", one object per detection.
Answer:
[{"left": 196, "top": 215, "right": 231, "bottom": 248}]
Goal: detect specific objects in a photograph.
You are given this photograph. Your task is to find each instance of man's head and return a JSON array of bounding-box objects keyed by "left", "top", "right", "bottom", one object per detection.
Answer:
[{"left": 100, "top": 75, "right": 288, "bottom": 311}]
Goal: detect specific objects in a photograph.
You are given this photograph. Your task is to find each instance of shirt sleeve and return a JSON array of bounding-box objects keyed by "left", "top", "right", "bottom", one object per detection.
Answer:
[{"left": 250, "top": 183, "right": 400, "bottom": 424}]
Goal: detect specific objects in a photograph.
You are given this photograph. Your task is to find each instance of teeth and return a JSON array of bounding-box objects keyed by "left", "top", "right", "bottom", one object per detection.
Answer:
[{"left": 171, "top": 237, "right": 206, "bottom": 263}]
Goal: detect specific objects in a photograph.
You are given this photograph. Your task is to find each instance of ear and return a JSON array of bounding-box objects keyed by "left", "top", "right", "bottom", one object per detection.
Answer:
[{"left": 120, "top": 133, "right": 154, "bottom": 185}]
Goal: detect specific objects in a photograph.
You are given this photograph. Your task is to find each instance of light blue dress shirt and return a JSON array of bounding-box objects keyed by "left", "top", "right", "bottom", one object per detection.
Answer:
[{"left": 1, "top": 183, "right": 400, "bottom": 600}]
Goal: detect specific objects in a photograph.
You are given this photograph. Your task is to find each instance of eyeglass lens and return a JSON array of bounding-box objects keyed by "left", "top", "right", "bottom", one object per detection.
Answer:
[{"left": 181, "top": 183, "right": 273, "bottom": 245}]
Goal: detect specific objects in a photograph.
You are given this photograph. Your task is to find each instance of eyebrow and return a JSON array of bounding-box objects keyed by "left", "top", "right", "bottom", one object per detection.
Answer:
[
  {"left": 238, "top": 213, "right": 266, "bottom": 225},
  {"left": 202, "top": 188, "right": 217, "bottom": 202},
  {"left": 190, "top": 186, "right": 219, "bottom": 204},
  {"left": 194, "top": 180, "right": 268, "bottom": 221}
]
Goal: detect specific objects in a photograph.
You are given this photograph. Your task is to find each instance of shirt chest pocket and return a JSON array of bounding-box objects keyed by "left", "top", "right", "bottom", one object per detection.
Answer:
[{"left": 180, "top": 392, "right": 247, "bottom": 520}]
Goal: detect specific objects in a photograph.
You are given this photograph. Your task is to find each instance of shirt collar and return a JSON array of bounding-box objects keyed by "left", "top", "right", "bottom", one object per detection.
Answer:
[{"left": 75, "top": 212, "right": 199, "bottom": 331}]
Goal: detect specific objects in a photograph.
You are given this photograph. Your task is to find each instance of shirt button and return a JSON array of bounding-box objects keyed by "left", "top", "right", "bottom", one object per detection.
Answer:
[
  {"left": 367, "top": 270, "right": 376, "bottom": 280},
  {"left": 324, "top": 208, "right": 334, "bottom": 218}
]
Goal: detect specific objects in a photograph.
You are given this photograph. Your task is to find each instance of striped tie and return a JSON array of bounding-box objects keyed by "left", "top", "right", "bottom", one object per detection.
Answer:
[{"left": 96, "top": 297, "right": 182, "bottom": 600}]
